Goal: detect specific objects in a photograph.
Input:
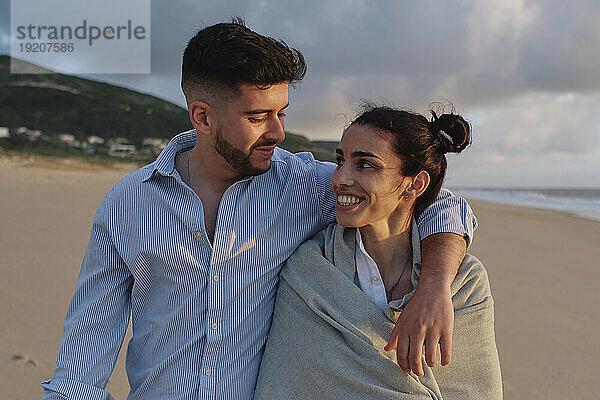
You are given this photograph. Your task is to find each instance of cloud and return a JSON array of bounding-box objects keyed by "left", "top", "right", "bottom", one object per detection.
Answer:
[
  {"left": 2, "top": 0, "right": 600, "bottom": 185},
  {"left": 449, "top": 92, "right": 600, "bottom": 173}
]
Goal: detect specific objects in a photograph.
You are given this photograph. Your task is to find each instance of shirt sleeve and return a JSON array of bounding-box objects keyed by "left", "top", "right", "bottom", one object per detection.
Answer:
[
  {"left": 416, "top": 188, "right": 478, "bottom": 247},
  {"left": 41, "top": 191, "right": 133, "bottom": 400},
  {"left": 313, "top": 160, "right": 337, "bottom": 228}
]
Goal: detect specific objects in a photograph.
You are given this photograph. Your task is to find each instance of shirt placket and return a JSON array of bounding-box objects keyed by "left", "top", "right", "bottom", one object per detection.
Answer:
[{"left": 197, "top": 183, "right": 238, "bottom": 399}]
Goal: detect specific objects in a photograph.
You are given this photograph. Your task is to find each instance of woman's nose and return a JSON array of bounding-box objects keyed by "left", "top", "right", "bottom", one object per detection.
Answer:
[{"left": 332, "top": 164, "right": 354, "bottom": 189}]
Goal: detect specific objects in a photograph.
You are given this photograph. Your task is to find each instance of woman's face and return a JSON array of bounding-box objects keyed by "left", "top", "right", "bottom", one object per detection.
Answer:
[{"left": 332, "top": 124, "right": 411, "bottom": 228}]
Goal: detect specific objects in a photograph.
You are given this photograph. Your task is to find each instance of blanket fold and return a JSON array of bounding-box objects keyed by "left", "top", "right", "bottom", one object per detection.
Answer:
[{"left": 254, "top": 224, "right": 502, "bottom": 400}]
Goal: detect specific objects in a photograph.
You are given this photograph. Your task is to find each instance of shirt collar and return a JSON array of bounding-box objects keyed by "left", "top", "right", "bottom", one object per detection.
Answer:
[
  {"left": 355, "top": 228, "right": 368, "bottom": 257},
  {"left": 141, "top": 129, "right": 198, "bottom": 182}
]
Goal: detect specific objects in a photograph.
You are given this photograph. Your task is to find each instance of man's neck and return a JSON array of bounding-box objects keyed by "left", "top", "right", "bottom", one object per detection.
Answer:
[
  {"left": 188, "top": 144, "right": 242, "bottom": 193},
  {"left": 175, "top": 147, "right": 237, "bottom": 243}
]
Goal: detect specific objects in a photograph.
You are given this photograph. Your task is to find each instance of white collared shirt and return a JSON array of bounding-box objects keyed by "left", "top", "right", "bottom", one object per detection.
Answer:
[{"left": 355, "top": 228, "right": 390, "bottom": 310}]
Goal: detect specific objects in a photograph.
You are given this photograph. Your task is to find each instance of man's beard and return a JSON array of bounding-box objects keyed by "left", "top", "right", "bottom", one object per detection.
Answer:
[{"left": 214, "top": 127, "right": 276, "bottom": 177}]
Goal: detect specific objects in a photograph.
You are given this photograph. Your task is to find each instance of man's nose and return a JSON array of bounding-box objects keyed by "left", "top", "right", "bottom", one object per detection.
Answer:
[{"left": 265, "top": 115, "right": 285, "bottom": 143}]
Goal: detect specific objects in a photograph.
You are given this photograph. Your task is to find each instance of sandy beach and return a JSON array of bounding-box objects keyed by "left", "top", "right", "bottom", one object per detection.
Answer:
[{"left": 1, "top": 155, "right": 599, "bottom": 399}]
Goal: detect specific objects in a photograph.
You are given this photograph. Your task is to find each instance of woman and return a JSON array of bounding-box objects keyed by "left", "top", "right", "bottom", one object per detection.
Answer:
[{"left": 254, "top": 106, "right": 502, "bottom": 399}]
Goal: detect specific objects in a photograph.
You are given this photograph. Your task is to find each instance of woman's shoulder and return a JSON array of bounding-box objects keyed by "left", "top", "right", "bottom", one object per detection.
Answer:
[
  {"left": 460, "top": 253, "right": 491, "bottom": 284},
  {"left": 452, "top": 253, "right": 494, "bottom": 314},
  {"left": 293, "top": 223, "right": 344, "bottom": 253},
  {"left": 283, "top": 223, "right": 351, "bottom": 275}
]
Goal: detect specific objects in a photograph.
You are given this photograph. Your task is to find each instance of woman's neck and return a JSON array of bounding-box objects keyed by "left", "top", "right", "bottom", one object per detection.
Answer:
[{"left": 359, "top": 215, "right": 413, "bottom": 283}]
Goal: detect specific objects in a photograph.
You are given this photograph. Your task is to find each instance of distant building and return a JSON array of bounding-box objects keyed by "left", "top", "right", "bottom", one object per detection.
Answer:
[
  {"left": 109, "top": 143, "right": 137, "bottom": 157},
  {"left": 112, "top": 137, "right": 130, "bottom": 145},
  {"left": 142, "top": 137, "right": 165, "bottom": 147},
  {"left": 16, "top": 127, "right": 42, "bottom": 141},
  {"left": 142, "top": 137, "right": 168, "bottom": 154},
  {"left": 87, "top": 136, "right": 105, "bottom": 145},
  {"left": 58, "top": 134, "right": 75, "bottom": 145}
]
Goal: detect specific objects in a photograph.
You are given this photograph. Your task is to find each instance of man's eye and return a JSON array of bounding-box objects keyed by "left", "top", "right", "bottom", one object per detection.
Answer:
[
  {"left": 248, "top": 116, "right": 267, "bottom": 123},
  {"left": 278, "top": 112, "right": 286, "bottom": 119},
  {"left": 335, "top": 157, "right": 344, "bottom": 166},
  {"left": 358, "top": 161, "right": 373, "bottom": 169}
]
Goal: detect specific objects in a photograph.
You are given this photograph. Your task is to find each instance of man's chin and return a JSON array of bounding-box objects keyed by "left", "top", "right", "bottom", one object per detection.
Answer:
[
  {"left": 236, "top": 159, "right": 271, "bottom": 177},
  {"left": 251, "top": 161, "right": 271, "bottom": 175},
  {"left": 247, "top": 153, "right": 273, "bottom": 174}
]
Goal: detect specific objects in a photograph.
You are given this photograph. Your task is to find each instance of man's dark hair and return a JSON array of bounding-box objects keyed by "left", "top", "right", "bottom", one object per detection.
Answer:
[{"left": 181, "top": 18, "right": 306, "bottom": 109}]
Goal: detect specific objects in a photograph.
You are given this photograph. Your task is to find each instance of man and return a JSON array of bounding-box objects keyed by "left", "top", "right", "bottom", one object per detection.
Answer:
[{"left": 42, "top": 19, "right": 475, "bottom": 399}]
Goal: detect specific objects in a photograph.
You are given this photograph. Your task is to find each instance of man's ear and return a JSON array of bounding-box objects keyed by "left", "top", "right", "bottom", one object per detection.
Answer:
[
  {"left": 188, "top": 100, "right": 218, "bottom": 136},
  {"left": 410, "top": 171, "right": 430, "bottom": 198}
]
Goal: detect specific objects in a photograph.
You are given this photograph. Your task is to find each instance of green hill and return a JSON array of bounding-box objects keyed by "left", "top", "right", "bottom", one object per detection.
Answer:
[
  {"left": 280, "top": 133, "right": 336, "bottom": 162},
  {"left": 0, "top": 56, "right": 191, "bottom": 144},
  {"left": 0, "top": 56, "right": 335, "bottom": 162}
]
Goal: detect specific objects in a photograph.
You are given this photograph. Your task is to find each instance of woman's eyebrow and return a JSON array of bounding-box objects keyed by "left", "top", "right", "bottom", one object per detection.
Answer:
[
  {"left": 351, "top": 150, "right": 382, "bottom": 160},
  {"left": 335, "top": 148, "right": 382, "bottom": 160}
]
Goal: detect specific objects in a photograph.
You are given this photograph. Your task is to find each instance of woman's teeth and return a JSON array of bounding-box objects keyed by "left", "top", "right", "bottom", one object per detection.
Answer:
[{"left": 337, "top": 195, "right": 363, "bottom": 206}]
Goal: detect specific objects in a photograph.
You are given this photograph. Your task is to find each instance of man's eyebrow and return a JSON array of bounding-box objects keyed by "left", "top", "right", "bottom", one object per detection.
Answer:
[{"left": 243, "top": 102, "right": 289, "bottom": 115}]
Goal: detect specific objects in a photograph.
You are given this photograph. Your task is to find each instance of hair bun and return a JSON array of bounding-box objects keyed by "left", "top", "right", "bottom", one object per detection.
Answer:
[{"left": 430, "top": 111, "right": 471, "bottom": 154}]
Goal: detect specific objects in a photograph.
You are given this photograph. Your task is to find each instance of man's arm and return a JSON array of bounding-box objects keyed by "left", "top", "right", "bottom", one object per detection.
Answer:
[
  {"left": 41, "top": 192, "right": 133, "bottom": 399},
  {"left": 385, "top": 188, "right": 476, "bottom": 375}
]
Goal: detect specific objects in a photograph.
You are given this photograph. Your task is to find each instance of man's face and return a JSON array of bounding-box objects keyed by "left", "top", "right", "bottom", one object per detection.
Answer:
[{"left": 215, "top": 83, "right": 289, "bottom": 177}]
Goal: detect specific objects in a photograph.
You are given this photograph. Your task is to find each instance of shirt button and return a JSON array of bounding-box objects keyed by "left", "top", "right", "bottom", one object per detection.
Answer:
[
  {"left": 205, "top": 368, "right": 212, "bottom": 376},
  {"left": 211, "top": 322, "right": 218, "bottom": 330},
  {"left": 372, "top": 276, "right": 379, "bottom": 282},
  {"left": 213, "top": 274, "right": 220, "bottom": 282},
  {"left": 195, "top": 231, "right": 202, "bottom": 239}
]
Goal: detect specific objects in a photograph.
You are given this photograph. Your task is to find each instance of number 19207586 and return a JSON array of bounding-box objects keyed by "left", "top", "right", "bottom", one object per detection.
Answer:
[{"left": 19, "top": 42, "right": 74, "bottom": 52}]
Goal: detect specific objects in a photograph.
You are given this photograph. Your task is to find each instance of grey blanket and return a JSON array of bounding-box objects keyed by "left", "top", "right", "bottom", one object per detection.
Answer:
[{"left": 254, "top": 224, "right": 502, "bottom": 399}]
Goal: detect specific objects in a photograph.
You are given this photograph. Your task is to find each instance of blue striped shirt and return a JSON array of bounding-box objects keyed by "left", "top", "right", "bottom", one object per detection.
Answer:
[{"left": 42, "top": 130, "right": 476, "bottom": 400}]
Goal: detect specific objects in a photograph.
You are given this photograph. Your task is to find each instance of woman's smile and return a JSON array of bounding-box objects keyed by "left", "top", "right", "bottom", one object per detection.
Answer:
[
  {"left": 336, "top": 193, "right": 365, "bottom": 207},
  {"left": 332, "top": 124, "right": 408, "bottom": 228}
]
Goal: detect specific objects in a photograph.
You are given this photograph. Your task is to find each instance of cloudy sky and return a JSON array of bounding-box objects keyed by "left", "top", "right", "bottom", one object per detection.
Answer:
[{"left": 1, "top": 0, "right": 599, "bottom": 188}]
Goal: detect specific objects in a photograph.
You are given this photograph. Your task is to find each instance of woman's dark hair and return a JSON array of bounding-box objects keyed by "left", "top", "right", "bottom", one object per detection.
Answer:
[
  {"left": 348, "top": 105, "right": 471, "bottom": 217},
  {"left": 181, "top": 18, "right": 306, "bottom": 103}
]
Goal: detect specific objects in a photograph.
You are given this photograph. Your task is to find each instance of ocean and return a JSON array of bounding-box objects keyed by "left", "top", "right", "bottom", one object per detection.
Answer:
[{"left": 452, "top": 188, "right": 600, "bottom": 222}]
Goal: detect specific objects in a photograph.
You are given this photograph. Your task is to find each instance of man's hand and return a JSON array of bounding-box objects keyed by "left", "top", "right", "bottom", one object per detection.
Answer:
[
  {"left": 384, "top": 232, "right": 467, "bottom": 376},
  {"left": 384, "top": 282, "right": 454, "bottom": 376}
]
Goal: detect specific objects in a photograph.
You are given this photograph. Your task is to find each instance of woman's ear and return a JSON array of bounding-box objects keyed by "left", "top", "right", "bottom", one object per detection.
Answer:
[
  {"left": 188, "top": 100, "right": 218, "bottom": 136},
  {"left": 410, "top": 171, "right": 430, "bottom": 198}
]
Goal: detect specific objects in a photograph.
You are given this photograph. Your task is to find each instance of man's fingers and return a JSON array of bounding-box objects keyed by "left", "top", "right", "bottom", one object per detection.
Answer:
[
  {"left": 425, "top": 335, "right": 439, "bottom": 367},
  {"left": 408, "top": 333, "right": 425, "bottom": 376},
  {"left": 395, "top": 333, "right": 410, "bottom": 373},
  {"left": 385, "top": 325, "right": 399, "bottom": 351},
  {"left": 440, "top": 332, "right": 453, "bottom": 366}
]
